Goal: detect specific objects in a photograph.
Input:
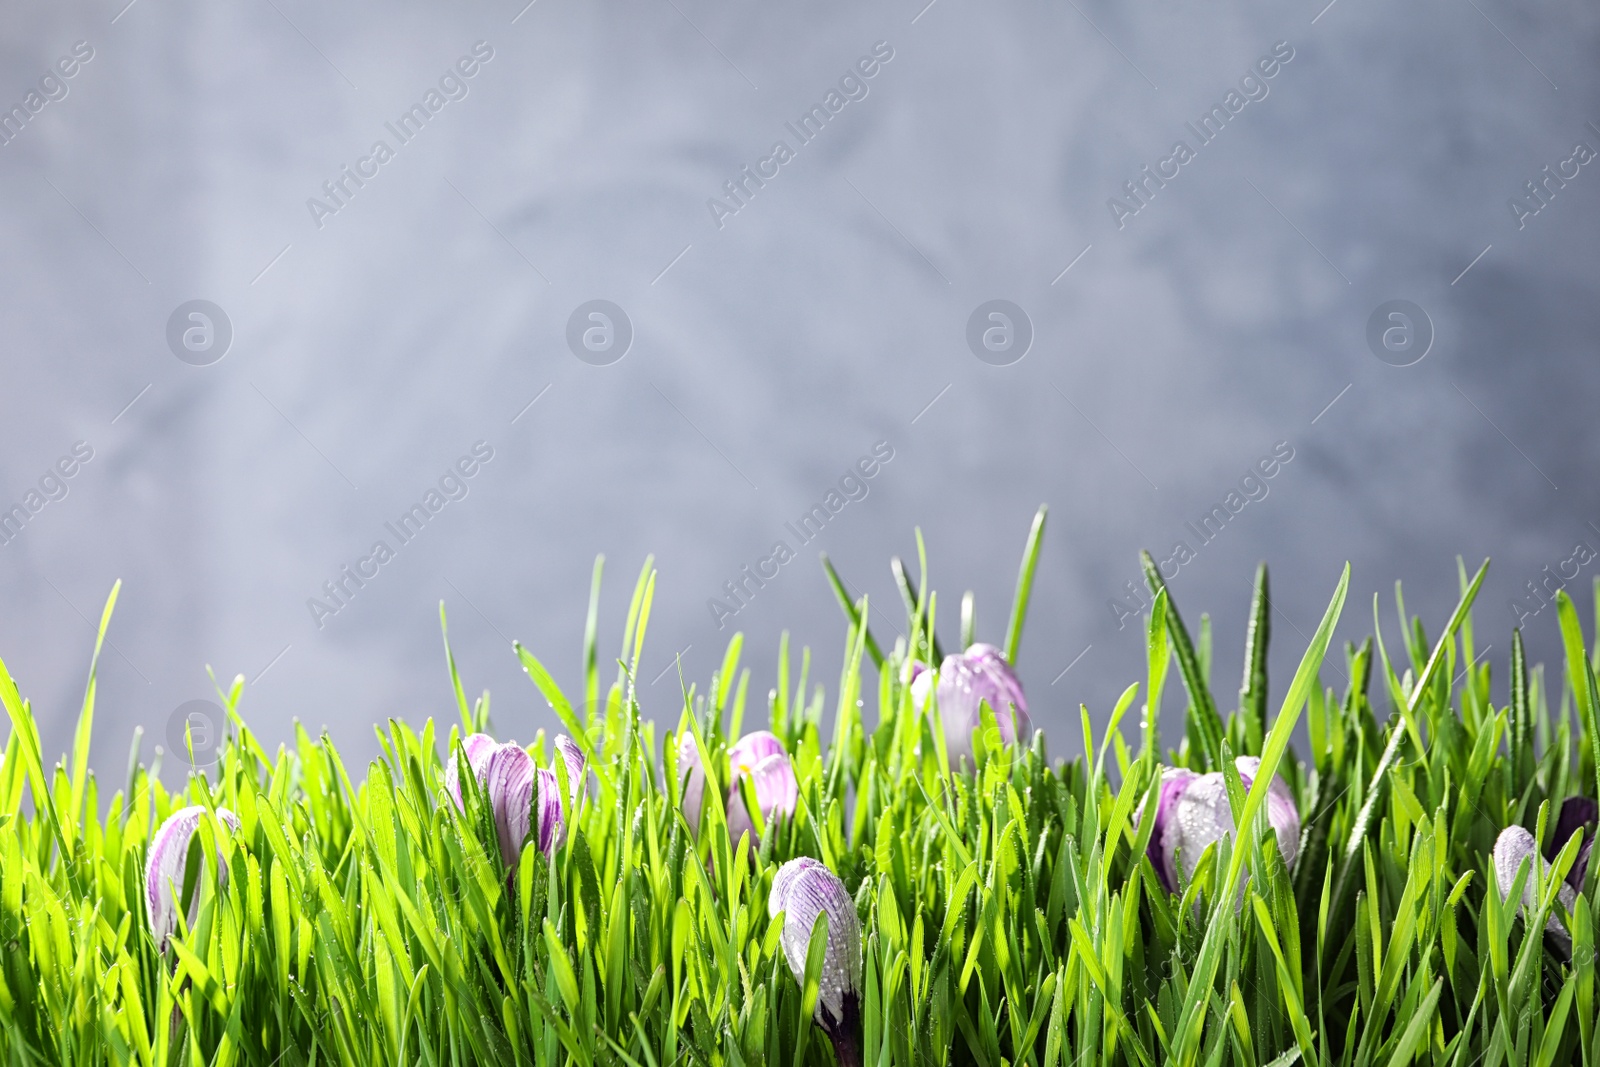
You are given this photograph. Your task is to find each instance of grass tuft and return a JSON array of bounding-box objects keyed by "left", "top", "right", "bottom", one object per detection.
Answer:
[{"left": 0, "top": 525, "right": 1596, "bottom": 1066}]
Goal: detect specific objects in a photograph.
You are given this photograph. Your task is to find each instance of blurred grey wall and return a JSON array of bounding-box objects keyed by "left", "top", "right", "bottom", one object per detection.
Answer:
[{"left": 2, "top": 0, "right": 1598, "bottom": 783}]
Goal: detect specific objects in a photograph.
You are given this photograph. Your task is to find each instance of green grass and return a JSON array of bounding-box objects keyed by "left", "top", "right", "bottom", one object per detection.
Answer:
[{"left": 1, "top": 511, "right": 1597, "bottom": 1067}]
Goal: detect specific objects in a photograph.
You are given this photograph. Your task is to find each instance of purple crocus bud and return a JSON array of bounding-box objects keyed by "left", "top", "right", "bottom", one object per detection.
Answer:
[
  {"left": 769, "top": 858, "right": 862, "bottom": 1067},
  {"left": 1134, "top": 767, "right": 1199, "bottom": 893},
  {"left": 482, "top": 742, "right": 566, "bottom": 866},
  {"left": 145, "top": 805, "right": 241, "bottom": 951},
  {"left": 552, "top": 734, "right": 587, "bottom": 806},
  {"left": 1135, "top": 757, "right": 1299, "bottom": 893},
  {"left": 1545, "top": 796, "right": 1596, "bottom": 892},
  {"left": 677, "top": 730, "right": 706, "bottom": 832},
  {"left": 1234, "top": 756, "right": 1302, "bottom": 870},
  {"left": 910, "top": 643, "right": 1030, "bottom": 765},
  {"left": 444, "top": 732, "right": 498, "bottom": 807},
  {"left": 726, "top": 750, "right": 799, "bottom": 846},
  {"left": 1495, "top": 825, "right": 1576, "bottom": 947},
  {"left": 484, "top": 743, "right": 536, "bottom": 867}
]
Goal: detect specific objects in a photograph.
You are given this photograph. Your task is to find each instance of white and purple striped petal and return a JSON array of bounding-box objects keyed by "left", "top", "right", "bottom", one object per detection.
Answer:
[
  {"left": 1495, "top": 824, "right": 1576, "bottom": 947},
  {"left": 535, "top": 767, "right": 565, "bottom": 853},
  {"left": 479, "top": 742, "right": 567, "bottom": 866},
  {"left": 552, "top": 734, "right": 587, "bottom": 806},
  {"left": 769, "top": 857, "right": 862, "bottom": 1067},
  {"left": 484, "top": 743, "right": 537, "bottom": 867},
  {"left": 444, "top": 732, "right": 498, "bottom": 807},
  {"left": 144, "top": 805, "right": 241, "bottom": 951}
]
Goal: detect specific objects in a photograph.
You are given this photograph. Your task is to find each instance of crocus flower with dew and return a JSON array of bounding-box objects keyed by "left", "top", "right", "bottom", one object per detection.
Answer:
[
  {"left": 1546, "top": 796, "right": 1596, "bottom": 892},
  {"left": 770, "top": 858, "right": 862, "bottom": 1067},
  {"left": 145, "top": 805, "right": 241, "bottom": 951},
  {"left": 1494, "top": 825, "right": 1577, "bottom": 950},
  {"left": 1236, "top": 756, "right": 1302, "bottom": 868},
  {"left": 482, "top": 742, "right": 565, "bottom": 866},
  {"left": 1140, "top": 767, "right": 1199, "bottom": 893},
  {"left": 444, "top": 732, "right": 498, "bottom": 806},
  {"left": 726, "top": 731, "right": 799, "bottom": 846},
  {"left": 1133, "top": 756, "right": 1300, "bottom": 893},
  {"left": 909, "top": 643, "right": 1030, "bottom": 766},
  {"left": 484, "top": 742, "right": 534, "bottom": 866}
]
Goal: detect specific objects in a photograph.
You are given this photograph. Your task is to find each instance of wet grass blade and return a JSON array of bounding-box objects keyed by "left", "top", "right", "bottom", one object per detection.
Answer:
[
  {"left": 1238, "top": 563, "right": 1270, "bottom": 753},
  {"left": 1141, "top": 550, "right": 1224, "bottom": 767},
  {"left": 1004, "top": 504, "right": 1047, "bottom": 664},
  {"left": 821, "top": 553, "right": 884, "bottom": 669}
]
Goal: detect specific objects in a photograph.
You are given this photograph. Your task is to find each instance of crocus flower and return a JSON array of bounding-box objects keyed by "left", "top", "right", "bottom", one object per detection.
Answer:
[
  {"left": 145, "top": 805, "right": 241, "bottom": 951},
  {"left": 1494, "top": 825, "right": 1576, "bottom": 948},
  {"left": 1134, "top": 756, "right": 1299, "bottom": 893},
  {"left": 1140, "top": 767, "right": 1199, "bottom": 893},
  {"left": 484, "top": 743, "right": 535, "bottom": 865},
  {"left": 770, "top": 858, "right": 862, "bottom": 1067},
  {"left": 676, "top": 729, "right": 798, "bottom": 845},
  {"left": 909, "top": 643, "right": 1030, "bottom": 766},
  {"left": 726, "top": 731, "right": 799, "bottom": 845},
  {"left": 482, "top": 742, "right": 565, "bottom": 865},
  {"left": 444, "top": 731, "right": 498, "bottom": 806},
  {"left": 1545, "top": 796, "right": 1596, "bottom": 892}
]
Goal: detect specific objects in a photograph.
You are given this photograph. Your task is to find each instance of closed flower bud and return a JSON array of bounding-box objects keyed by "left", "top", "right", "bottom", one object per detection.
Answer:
[
  {"left": 910, "top": 643, "right": 1030, "bottom": 766},
  {"left": 145, "top": 805, "right": 241, "bottom": 951},
  {"left": 1495, "top": 824, "right": 1576, "bottom": 949},
  {"left": 483, "top": 742, "right": 564, "bottom": 866},
  {"left": 485, "top": 743, "right": 535, "bottom": 866},
  {"left": 769, "top": 858, "right": 862, "bottom": 1067},
  {"left": 1139, "top": 767, "right": 1199, "bottom": 892},
  {"left": 1134, "top": 756, "right": 1299, "bottom": 893},
  {"left": 1234, "top": 756, "right": 1302, "bottom": 869},
  {"left": 444, "top": 731, "right": 498, "bottom": 807}
]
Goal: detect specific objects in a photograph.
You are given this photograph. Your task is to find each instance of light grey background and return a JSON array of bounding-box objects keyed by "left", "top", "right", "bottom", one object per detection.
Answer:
[{"left": 3, "top": 0, "right": 1597, "bottom": 783}]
